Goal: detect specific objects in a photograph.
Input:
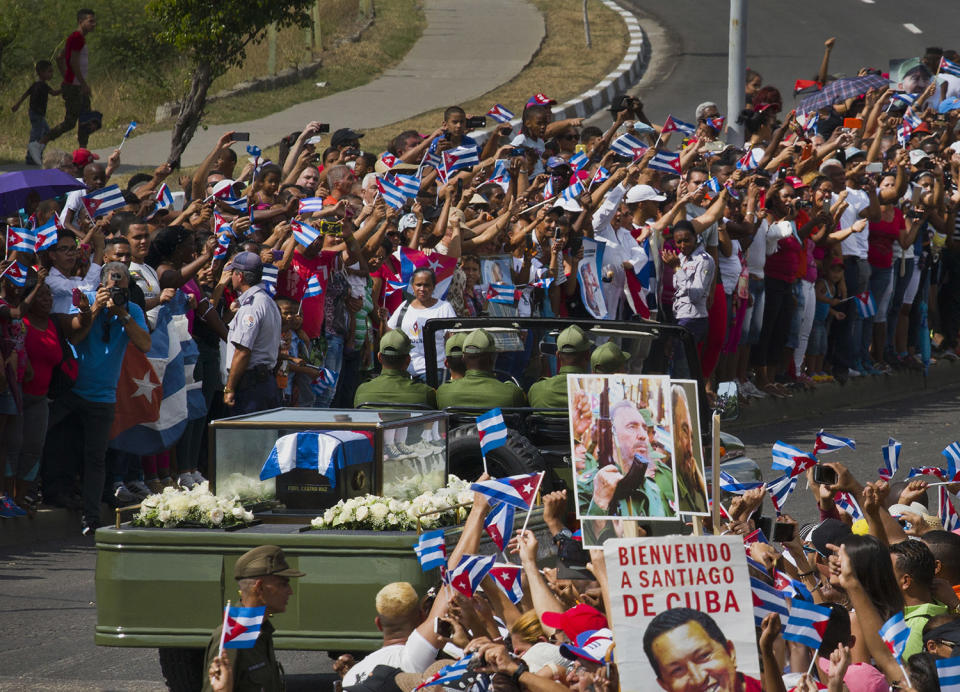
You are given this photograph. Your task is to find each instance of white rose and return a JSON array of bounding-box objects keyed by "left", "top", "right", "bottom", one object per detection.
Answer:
[
  {"left": 311, "top": 517, "right": 324, "bottom": 529},
  {"left": 231, "top": 506, "right": 245, "bottom": 519},
  {"left": 324, "top": 508, "right": 335, "bottom": 523},
  {"left": 158, "top": 510, "right": 171, "bottom": 523},
  {"left": 209, "top": 508, "right": 224, "bottom": 525},
  {"left": 356, "top": 506, "right": 369, "bottom": 522},
  {"left": 243, "top": 511, "right": 254, "bottom": 522},
  {"left": 370, "top": 504, "right": 388, "bottom": 520}
]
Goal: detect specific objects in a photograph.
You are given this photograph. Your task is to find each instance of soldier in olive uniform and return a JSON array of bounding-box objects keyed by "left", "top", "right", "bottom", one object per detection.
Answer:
[
  {"left": 444, "top": 331, "right": 467, "bottom": 382},
  {"left": 590, "top": 341, "right": 630, "bottom": 374},
  {"left": 354, "top": 330, "right": 437, "bottom": 408},
  {"left": 203, "top": 545, "right": 305, "bottom": 692},
  {"left": 436, "top": 329, "right": 526, "bottom": 409},
  {"left": 528, "top": 325, "right": 592, "bottom": 410}
]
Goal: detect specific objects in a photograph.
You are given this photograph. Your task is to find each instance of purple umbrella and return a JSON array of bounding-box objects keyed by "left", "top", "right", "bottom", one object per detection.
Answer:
[
  {"left": 0, "top": 168, "right": 85, "bottom": 217},
  {"left": 797, "top": 74, "right": 888, "bottom": 114}
]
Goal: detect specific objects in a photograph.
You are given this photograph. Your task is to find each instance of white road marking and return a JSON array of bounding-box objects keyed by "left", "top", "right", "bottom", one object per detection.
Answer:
[
  {"left": 861, "top": 0, "right": 875, "bottom": 4},
  {"left": 903, "top": 23, "right": 922, "bottom": 34}
]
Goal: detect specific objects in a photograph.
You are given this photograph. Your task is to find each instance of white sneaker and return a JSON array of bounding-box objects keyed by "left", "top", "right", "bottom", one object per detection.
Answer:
[
  {"left": 177, "top": 472, "right": 197, "bottom": 489},
  {"left": 847, "top": 368, "right": 863, "bottom": 378},
  {"left": 26, "top": 141, "right": 44, "bottom": 166}
]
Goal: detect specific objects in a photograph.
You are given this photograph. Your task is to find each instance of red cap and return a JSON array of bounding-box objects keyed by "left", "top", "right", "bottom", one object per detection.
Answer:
[
  {"left": 540, "top": 603, "right": 608, "bottom": 641},
  {"left": 72, "top": 148, "right": 99, "bottom": 167},
  {"left": 786, "top": 175, "right": 806, "bottom": 189}
]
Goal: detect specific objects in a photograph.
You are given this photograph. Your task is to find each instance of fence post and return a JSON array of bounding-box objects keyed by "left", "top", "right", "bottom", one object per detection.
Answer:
[{"left": 267, "top": 23, "right": 278, "bottom": 75}]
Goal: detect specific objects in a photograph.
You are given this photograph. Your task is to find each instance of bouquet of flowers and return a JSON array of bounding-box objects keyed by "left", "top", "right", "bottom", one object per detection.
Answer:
[
  {"left": 132, "top": 482, "right": 255, "bottom": 529},
  {"left": 310, "top": 475, "right": 473, "bottom": 531}
]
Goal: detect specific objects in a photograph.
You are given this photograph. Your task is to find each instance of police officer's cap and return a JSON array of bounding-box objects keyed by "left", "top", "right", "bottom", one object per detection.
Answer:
[
  {"left": 557, "top": 325, "right": 592, "bottom": 354},
  {"left": 380, "top": 330, "right": 412, "bottom": 356},
  {"left": 226, "top": 251, "right": 262, "bottom": 272},
  {"left": 445, "top": 331, "right": 467, "bottom": 357},
  {"left": 234, "top": 545, "right": 305, "bottom": 580},
  {"left": 591, "top": 341, "right": 630, "bottom": 373},
  {"left": 462, "top": 328, "right": 497, "bottom": 354}
]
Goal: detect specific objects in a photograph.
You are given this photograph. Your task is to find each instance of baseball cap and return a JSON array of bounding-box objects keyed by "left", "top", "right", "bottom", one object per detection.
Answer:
[
  {"left": 226, "top": 251, "right": 262, "bottom": 272},
  {"left": 397, "top": 213, "right": 418, "bottom": 233},
  {"left": 73, "top": 148, "right": 99, "bottom": 168},
  {"left": 331, "top": 127, "right": 364, "bottom": 148},
  {"left": 591, "top": 341, "right": 630, "bottom": 373},
  {"left": 909, "top": 149, "right": 930, "bottom": 165},
  {"left": 785, "top": 175, "right": 807, "bottom": 189},
  {"left": 541, "top": 603, "right": 608, "bottom": 642},
  {"left": 806, "top": 518, "right": 853, "bottom": 557},
  {"left": 624, "top": 184, "right": 666, "bottom": 204},
  {"left": 547, "top": 156, "right": 571, "bottom": 171},
  {"left": 233, "top": 545, "right": 305, "bottom": 579},
  {"left": 553, "top": 196, "right": 583, "bottom": 213},
  {"left": 462, "top": 328, "right": 497, "bottom": 354},
  {"left": 380, "top": 330, "right": 412, "bottom": 356},
  {"left": 843, "top": 146, "right": 866, "bottom": 161},
  {"left": 818, "top": 158, "right": 843, "bottom": 173},
  {"left": 556, "top": 325, "right": 592, "bottom": 353},
  {"left": 444, "top": 331, "right": 466, "bottom": 357}
]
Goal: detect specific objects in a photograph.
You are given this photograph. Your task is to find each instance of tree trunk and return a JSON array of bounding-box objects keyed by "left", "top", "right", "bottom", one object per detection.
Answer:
[
  {"left": 169, "top": 59, "right": 214, "bottom": 165},
  {"left": 582, "top": 0, "right": 591, "bottom": 49}
]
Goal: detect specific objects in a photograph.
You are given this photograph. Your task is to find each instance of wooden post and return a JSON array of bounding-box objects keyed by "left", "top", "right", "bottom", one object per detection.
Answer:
[
  {"left": 711, "top": 411, "right": 721, "bottom": 534},
  {"left": 267, "top": 23, "right": 277, "bottom": 75},
  {"left": 313, "top": 1, "right": 322, "bottom": 52},
  {"left": 582, "top": 0, "right": 592, "bottom": 48}
]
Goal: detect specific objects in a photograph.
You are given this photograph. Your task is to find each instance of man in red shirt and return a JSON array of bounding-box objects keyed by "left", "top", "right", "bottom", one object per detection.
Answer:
[{"left": 47, "top": 8, "right": 97, "bottom": 147}]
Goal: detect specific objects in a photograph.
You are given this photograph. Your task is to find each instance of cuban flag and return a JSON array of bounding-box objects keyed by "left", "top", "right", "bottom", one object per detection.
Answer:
[
  {"left": 259, "top": 430, "right": 372, "bottom": 485},
  {"left": 394, "top": 173, "right": 421, "bottom": 198},
  {"left": 647, "top": 151, "right": 682, "bottom": 174},
  {"left": 261, "top": 264, "right": 277, "bottom": 296},
  {"left": 591, "top": 167, "right": 610, "bottom": 185},
  {"left": 942, "top": 441, "right": 960, "bottom": 480},
  {"left": 737, "top": 148, "right": 764, "bottom": 171},
  {"left": 813, "top": 430, "right": 856, "bottom": 456},
  {"left": 487, "top": 283, "right": 518, "bottom": 305},
  {"left": 527, "top": 93, "right": 556, "bottom": 106},
  {"left": 489, "top": 159, "right": 511, "bottom": 186},
  {"left": 298, "top": 197, "right": 326, "bottom": 214},
  {"left": 376, "top": 176, "right": 407, "bottom": 210},
  {"left": 892, "top": 92, "right": 918, "bottom": 107},
  {"left": 310, "top": 368, "right": 339, "bottom": 400},
  {"left": 751, "top": 577, "right": 789, "bottom": 625},
  {"left": 213, "top": 211, "right": 233, "bottom": 238},
  {"left": 774, "top": 570, "right": 813, "bottom": 602},
  {"left": 855, "top": 291, "right": 877, "bottom": 319},
  {"left": 940, "top": 486, "right": 960, "bottom": 531},
  {"left": 744, "top": 528, "right": 769, "bottom": 545},
  {"left": 611, "top": 133, "right": 647, "bottom": 159},
  {"left": 904, "top": 107, "right": 923, "bottom": 130},
  {"left": 718, "top": 470, "right": 763, "bottom": 495},
  {"left": 703, "top": 177, "right": 723, "bottom": 195},
  {"left": 767, "top": 473, "right": 798, "bottom": 514},
  {"left": 879, "top": 437, "right": 902, "bottom": 480},
  {"left": 542, "top": 176, "right": 556, "bottom": 200},
  {"left": 783, "top": 600, "right": 832, "bottom": 650},
  {"left": 213, "top": 234, "right": 230, "bottom": 262},
  {"left": 878, "top": 612, "right": 911, "bottom": 663},
  {"left": 415, "top": 654, "right": 478, "bottom": 690},
  {"left": 222, "top": 605, "right": 266, "bottom": 649},
  {"left": 706, "top": 116, "right": 725, "bottom": 131},
  {"left": 123, "top": 121, "right": 137, "bottom": 139},
  {"left": 487, "top": 104, "right": 515, "bottom": 123},
  {"left": 796, "top": 112, "right": 819, "bottom": 133},
  {"left": 661, "top": 115, "right": 697, "bottom": 136},
  {"left": 772, "top": 441, "right": 817, "bottom": 477},
  {"left": 222, "top": 194, "right": 250, "bottom": 214},
  {"left": 1, "top": 261, "right": 29, "bottom": 286},
  {"left": 568, "top": 151, "right": 589, "bottom": 171},
  {"left": 489, "top": 563, "right": 524, "bottom": 604},
  {"left": 477, "top": 407, "right": 508, "bottom": 456},
  {"left": 413, "top": 528, "right": 446, "bottom": 571},
  {"left": 395, "top": 247, "right": 457, "bottom": 299},
  {"left": 292, "top": 220, "right": 322, "bottom": 248},
  {"left": 724, "top": 179, "right": 740, "bottom": 199},
  {"left": 936, "top": 656, "right": 960, "bottom": 692},
  {"left": 484, "top": 501, "right": 515, "bottom": 551},
  {"left": 835, "top": 492, "right": 864, "bottom": 521},
  {"left": 941, "top": 57, "right": 960, "bottom": 78},
  {"left": 560, "top": 179, "right": 585, "bottom": 203},
  {"left": 303, "top": 274, "right": 323, "bottom": 298},
  {"left": 531, "top": 275, "right": 554, "bottom": 292},
  {"left": 907, "top": 466, "right": 946, "bottom": 480},
  {"left": 155, "top": 183, "right": 175, "bottom": 210},
  {"left": 83, "top": 184, "right": 126, "bottom": 218},
  {"left": 34, "top": 215, "right": 60, "bottom": 252},
  {"left": 6, "top": 226, "right": 36, "bottom": 253},
  {"left": 443, "top": 145, "right": 480, "bottom": 174},
  {"left": 448, "top": 554, "right": 496, "bottom": 598},
  {"left": 709, "top": 498, "right": 732, "bottom": 521},
  {"left": 471, "top": 472, "right": 543, "bottom": 511}
]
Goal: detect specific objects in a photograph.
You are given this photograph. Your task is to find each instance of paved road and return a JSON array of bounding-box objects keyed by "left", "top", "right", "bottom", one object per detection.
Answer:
[
  {"left": 735, "top": 383, "right": 960, "bottom": 527},
  {"left": 593, "top": 0, "right": 960, "bottom": 127}
]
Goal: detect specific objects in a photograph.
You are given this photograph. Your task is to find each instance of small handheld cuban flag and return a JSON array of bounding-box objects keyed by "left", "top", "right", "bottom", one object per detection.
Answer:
[
  {"left": 744, "top": 528, "right": 769, "bottom": 545},
  {"left": 751, "top": 576, "right": 789, "bottom": 625},
  {"left": 261, "top": 264, "right": 279, "bottom": 297},
  {"left": 879, "top": 437, "right": 902, "bottom": 480},
  {"left": 878, "top": 612, "right": 911, "bottom": 663},
  {"left": 542, "top": 176, "right": 555, "bottom": 200},
  {"left": 774, "top": 570, "right": 813, "bottom": 602},
  {"left": 489, "top": 159, "right": 510, "bottom": 186},
  {"left": 855, "top": 291, "right": 877, "bottom": 319},
  {"left": 796, "top": 111, "right": 819, "bottom": 133},
  {"left": 448, "top": 554, "right": 495, "bottom": 599},
  {"left": 487, "top": 104, "right": 515, "bottom": 123},
  {"left": 940, "top": 486, "right": 960, "bottom": 532},
  {"left": 489, "top": 563, "right": 524, "bottom": 604},
  {"left": 718, "top": 470, "right": 764, "bottom": 495},
  {"left": 6, "top": 226, "right": 36, "bottom": 253},
  {"left": 292, "top": 220, "right": 322, "bottom": 248},
  {"left": 835, "top": 492, "right": 864, "bottom": 521},
  {"left": 246, "top": 144, "right": 262, "bottom": 161},
  {"left": 471, "top": 472, "right": 543, "bottom": 511},
  {"left": 213, "top": 234, "right": 230, "bottom": 262},
  {"left": 568, "top": 151, "right": 589, "bottom": 171},
  {"left": 737, "top": 148, "right": 764, "bottom": 171},
  {"left": 703, "top": 177, "right": 723, "bottom": 194},
  {"left": 940, "top": 56, "right": 960, "bottom": 77},
  {"left": 303, "top": 274, "right": 323, "bottom": 299},
  {"left": 220, "top": 604, "right": 266, "bottom": 650},
  {"left": 155, "top": 182, "right": 175, "bottom": 210},
  {"left": 706, "top": 116, "right": 725, "bottom": 132},
  {"left": 118, "top": 120, "right": 137, "bottom": 149},
  {"left": 936, "top": 656, "right": 960, "bottom": 692},
  {"left": 813, "top": 430, "right": 856, "bottom": 456},
  {"left": 942, "top": 441, "right": 960, "bottom": 480},
  {"left": 83, "top": 184, "right": 126, "bottom": 218},
  {"left": 782, "top": 600, "right": 832, "bottom": 650},
  {"left": 647, "top": 151, "right": 682, "bottom": 174},
  {"left": 906, "top": 466, "right": 946, "bottom": 481},
  {"left": 560, "top": 179, "right": 585, "bottom": 203},
  {"left": 766, "top": 473, "right": 798, "bottom": 515},
  {"left": 591, "top": 167, "right": 610, "bottom": 185},
  {"left": 1, "top": 261, "right": 29, "bottom": 286},
  {"left": 443, "top": 145, "right": 480, "bottom": 174},
  {"left": 611, "top": 133, "right": 647, "bottom": 159},
  {"left": 413, "top": 528, "right": 446, "bottom": 571},
  {"left": 487, "top": 282, "right": 518, "bottom": 305},
  {"left": 476, "top": 407, "right": 508, "bottom": 457},
  {"left": 414, "top": 654, "right": 481, "bottom": 691},
  {"left": 661, "top": 115, "right": 697, "bottom": 136},
  {"left": 772, "top": 440, "right": 817, "bottom": 476},
  {"left": 904, "top": 107, "right": 923, "bottom": 130},
  {"left": 483, "top": 501, "right": 515, "bottom": 551},
  {"left": 394, "top": 173, "right": 421, "bottom": 198},
  {"left": 298, "top": 197, "right": 326, "bottom": 214},
  {"left": 34, "top": 214, "right": 60, "bottom": 252},
  {"left": 376, "top": 176, "right": 406, "bottom": 210},
  {"left": 892, "top": 92, "right": 918, "bottom": 107}
]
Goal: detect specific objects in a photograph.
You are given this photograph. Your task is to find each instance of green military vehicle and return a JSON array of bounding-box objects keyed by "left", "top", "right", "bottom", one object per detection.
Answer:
[{"left": 94, "top": 317, "right": 759, "bottom": 691}]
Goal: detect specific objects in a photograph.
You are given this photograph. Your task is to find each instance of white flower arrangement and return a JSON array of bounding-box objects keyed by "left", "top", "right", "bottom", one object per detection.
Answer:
[
  {"left": 132, "top": 482, "right": 255, "bottom": 529},
  {"left": 310, "top": 476, "right": 472, "bottom": 531}
]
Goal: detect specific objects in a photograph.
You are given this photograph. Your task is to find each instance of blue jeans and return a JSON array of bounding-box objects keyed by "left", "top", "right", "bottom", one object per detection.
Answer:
[
  {"left": 29, "top": 111, "right": 49, "bottom": 142},
  {"left": 861, "top": 265, "right": 892, "bottom": 360},
  {"left": 841, "top": 257, "right": 870, "bottom": 367},
  {"left": 741, "top": 277, "right": 765, "bottom": 345},
  {"left": 314, "top": 334, "right": 344, "bottom": 408}
]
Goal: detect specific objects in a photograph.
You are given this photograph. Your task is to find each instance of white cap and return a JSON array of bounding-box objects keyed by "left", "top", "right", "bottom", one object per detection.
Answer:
[
  {"left": 553, "top": 196, "right": 583, "bottom": 213},
  {"left": 909, "top": 149, "right": 930, "bottom": 165},
  {"left": 888, "top": 502, "right": 928, "bottom": 516},
  {"left": 625, "top": 184, "right": 666, "bottom": 204},
  {"left": 818, "top": 158, "right": 843, "bottom": 173},
  {"left": 398, "top": 213, "right": 418, "bottom": 233}
]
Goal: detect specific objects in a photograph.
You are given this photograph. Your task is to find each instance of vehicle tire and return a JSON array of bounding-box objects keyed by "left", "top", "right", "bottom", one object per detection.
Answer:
[
  {"left": 447, "top": 425, "right": 553, "bottom": 488},
  {"left": 158, "top": 647, "right": 204, "bottom": 692}
]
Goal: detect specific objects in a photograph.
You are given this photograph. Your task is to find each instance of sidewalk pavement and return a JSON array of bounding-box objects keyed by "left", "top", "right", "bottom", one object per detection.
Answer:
[{"left": 95, "top": 0, "right": 545, "bottom": 169}]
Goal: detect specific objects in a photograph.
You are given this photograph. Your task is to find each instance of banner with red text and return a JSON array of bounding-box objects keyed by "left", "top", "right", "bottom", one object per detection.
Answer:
[{"left": 604, "top": 535, "right": 760, "bottom": 691}]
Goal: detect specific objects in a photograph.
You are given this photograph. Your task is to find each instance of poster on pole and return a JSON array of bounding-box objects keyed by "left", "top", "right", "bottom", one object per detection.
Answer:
[
  {"left": 577, "top": 237, "right": 608, "bottom": 319},
  {"left": 604, "top": 535, "right": 761, "bottom": 692},
  {"left": 671, "top": 379, "right": 709, "bottom": 516},
  {"left": 568, "top": 373, "right": 677, "bottom": 521}
]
